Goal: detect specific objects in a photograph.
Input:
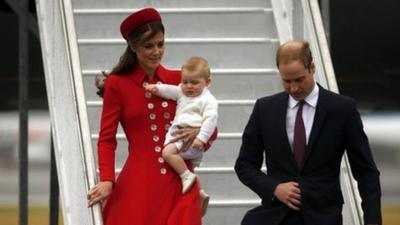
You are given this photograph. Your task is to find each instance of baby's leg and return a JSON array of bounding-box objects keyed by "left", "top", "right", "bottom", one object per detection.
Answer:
[{"left": 162, "top": 143, "right": 196, "bottom": 194}]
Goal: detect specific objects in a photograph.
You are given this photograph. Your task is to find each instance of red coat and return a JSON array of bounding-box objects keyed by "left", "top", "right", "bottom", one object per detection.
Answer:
[{"left": 98, "top": 65, "right": 201, "bottom": 225}]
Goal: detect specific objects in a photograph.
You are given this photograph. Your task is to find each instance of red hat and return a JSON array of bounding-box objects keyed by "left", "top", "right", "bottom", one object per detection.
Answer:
[{"left": 120, "top": 8, "right": 162, "bottom": 39}]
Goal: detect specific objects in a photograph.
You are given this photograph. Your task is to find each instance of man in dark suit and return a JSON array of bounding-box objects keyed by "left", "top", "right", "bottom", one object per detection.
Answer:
[{"left": 234, "top": 40, "right": 381, "bottom": 225}]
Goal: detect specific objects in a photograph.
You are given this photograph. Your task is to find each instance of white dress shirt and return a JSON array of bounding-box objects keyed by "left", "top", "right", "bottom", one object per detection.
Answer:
[{"left": 286, "top": 83, "right": 319, "bottom": 150}]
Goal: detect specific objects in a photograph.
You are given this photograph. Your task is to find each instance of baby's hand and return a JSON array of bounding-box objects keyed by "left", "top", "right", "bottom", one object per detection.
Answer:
[
  {"left": 191, "top": 138, "right": 205, "bottom": 151},
  {"left": 145, "top": 84, "right": 158, "bottom": 94}
]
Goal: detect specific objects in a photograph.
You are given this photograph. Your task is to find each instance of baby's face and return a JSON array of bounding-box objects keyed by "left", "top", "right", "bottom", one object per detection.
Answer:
[{"left": 181, "top": 70, "right": 210, "bottom": 97}]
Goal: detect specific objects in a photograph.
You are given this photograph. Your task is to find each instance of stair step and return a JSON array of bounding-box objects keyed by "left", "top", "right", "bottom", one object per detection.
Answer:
[
  {"left": 196, "top": 169, "right": 260, "bottom": 200},
  {"left": 201, "top": 137, "right": 242, "bottom": 167},
  {"left": 82, "top": 69, "right": 282, "bottom": 101},
  {"left": 71, "top": 0, "right": 271, "bottom": 9},
  {"left": 91, "top": 133, "right": 243, "bottom": 167},
  {"left": 78, "top": 37, "right": 277, "bottom": 44},
  {"left": 91, "top": 132, "right": 243, "bottom": 139},
  {"left": 74, "top": 8, "right": 276, "bottom": 39},
  {"left": 77, "top": 39, "right": 279, "bottom": 70},
  {"left": 109, "top": 166, "right": 260, "bottom": 199},
  {"left": 86, "top": 101, "right": 255, "bottom": 133},
  {"left": 68, "top": 1, "right": 280, "bottom": 224}
]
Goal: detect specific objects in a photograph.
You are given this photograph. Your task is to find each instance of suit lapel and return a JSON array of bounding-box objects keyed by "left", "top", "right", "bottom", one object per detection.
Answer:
[{"left": 303, "top": 85, "right": 329, "bottom": 167}]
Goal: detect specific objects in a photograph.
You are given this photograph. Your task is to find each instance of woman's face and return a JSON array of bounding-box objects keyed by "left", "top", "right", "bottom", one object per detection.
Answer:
[{"left": 135, "top": 31, "right": 165, "bottom": 75}]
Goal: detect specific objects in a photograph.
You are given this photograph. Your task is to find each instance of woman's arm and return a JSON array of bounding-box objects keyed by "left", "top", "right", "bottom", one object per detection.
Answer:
[
  {"left": 172, "top": 127, "right": 218, "bottom": 152},
  {"left": 88, "top": 76, "right": 122, "bottom": 207}
]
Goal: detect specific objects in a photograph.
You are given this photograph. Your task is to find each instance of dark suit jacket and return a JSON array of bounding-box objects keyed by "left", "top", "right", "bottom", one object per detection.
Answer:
[{"left": 235, "top": 85, "right": 381, "bottom": 225}]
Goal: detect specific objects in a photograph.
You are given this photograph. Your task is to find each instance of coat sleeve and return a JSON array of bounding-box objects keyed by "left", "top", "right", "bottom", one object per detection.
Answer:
[
  {"left": 97, "top": 76, "right": 122, "bottom": 183},
  {"left": 345, "top": 101, "right": 382, "bottom": 225},
  {"left": 234, "top": 99, "right": 280, "bottom": 203}
]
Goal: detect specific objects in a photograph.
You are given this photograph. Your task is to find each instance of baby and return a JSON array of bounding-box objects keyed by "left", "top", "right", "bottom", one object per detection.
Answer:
[{"left": 145, "top": 56, "right": 218, "bottom": 215}]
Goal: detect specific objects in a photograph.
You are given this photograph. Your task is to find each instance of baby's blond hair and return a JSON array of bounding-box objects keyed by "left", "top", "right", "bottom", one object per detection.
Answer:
[{"left": 181, "top": 56, "right": 211, "bottom": 79}]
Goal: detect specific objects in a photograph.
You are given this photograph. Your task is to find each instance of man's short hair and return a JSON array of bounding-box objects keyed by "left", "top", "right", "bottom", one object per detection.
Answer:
[{"left": 276, "top": 40, "right": 313, "bottom": 70}]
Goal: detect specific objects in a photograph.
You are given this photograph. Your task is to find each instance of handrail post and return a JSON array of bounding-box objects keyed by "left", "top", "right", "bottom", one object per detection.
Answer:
[
  {"left": 18, "top": 0, "right": 29, "bottom": 224},
  {"left": 49, "top": 132, "right": 60, "bottom": 225}
]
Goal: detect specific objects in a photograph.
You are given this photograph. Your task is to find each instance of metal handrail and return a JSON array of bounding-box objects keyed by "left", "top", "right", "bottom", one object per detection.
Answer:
[
  {"left": 303, "top": 0, "right": 363, "bottom": 224},
  {"left": 270, "top": 0, "right": 293, "bottom": 43},
  {"left": 307, "top": 0, "right": 338, "bottom": 92},
  {"left": 58, "top": 0, "right": 103, "bottom": 224}
]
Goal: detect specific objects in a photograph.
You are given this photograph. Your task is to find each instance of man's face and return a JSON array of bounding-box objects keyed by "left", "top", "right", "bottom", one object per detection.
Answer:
[{"left": 279, "top": 60, "right": 315, "bottom": 101}]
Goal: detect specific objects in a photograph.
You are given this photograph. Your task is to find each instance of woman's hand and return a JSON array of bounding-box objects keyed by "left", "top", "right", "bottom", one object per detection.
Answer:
[
  {"left": 87, "top": 181, "right": 113, "bottom": 208},
  {"left": 94, "top": 71, "right": 109, "bottom": 98},
  {"left": 171, "top": 127, "right": 200, "bottom": 152},
  {"left": 191, "top": 138, "right": 205, "bottom": 151}
]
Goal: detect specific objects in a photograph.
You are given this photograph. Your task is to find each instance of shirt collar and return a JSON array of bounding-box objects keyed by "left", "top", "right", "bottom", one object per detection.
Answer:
[
  {"left": 130, "top": 65, "right": 168, "bottom": 85},
  {"left": 288, "top": 82, "right": 319, "bottom": 109}
]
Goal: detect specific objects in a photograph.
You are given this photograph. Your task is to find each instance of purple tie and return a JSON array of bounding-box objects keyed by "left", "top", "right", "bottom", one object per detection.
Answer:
[{"left": 293, "top": 101, "right": 306, "bottom": 166}]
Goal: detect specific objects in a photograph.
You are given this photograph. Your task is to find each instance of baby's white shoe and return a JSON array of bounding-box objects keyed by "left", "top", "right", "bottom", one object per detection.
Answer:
[{"left": 180, "top": 170, "right": 196, "bottom": 194}]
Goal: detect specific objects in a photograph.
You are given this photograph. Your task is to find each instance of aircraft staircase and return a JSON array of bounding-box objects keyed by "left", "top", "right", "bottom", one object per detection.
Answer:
[{"left": 35, "top": 0, "right": 364, "bottom": 224}]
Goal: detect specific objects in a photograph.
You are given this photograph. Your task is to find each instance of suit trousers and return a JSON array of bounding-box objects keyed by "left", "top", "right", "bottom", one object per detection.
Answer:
[{"left": 280, "top": 210, "right": 304, "bottom": 225}]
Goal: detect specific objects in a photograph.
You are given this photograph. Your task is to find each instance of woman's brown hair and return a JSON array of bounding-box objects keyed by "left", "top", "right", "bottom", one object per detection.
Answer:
[{"left": 96, "top": 21, "right": 164, "bottom": 97}]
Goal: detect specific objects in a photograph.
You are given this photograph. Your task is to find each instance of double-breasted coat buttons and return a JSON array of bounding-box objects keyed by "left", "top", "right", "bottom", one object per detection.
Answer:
[
  {"left": 142, "top": 79, "right": 175, "bottom": 175},
  {"left": 161, "top": 101, "right": 168, "bottom": 108},
  {"left": 163, "top": 112, "right": 170, "bottom": 119}
]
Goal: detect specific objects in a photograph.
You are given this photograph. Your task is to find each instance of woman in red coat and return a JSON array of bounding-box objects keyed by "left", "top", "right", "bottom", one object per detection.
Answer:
[{"left": 87, "top": 8, "right": 212, "bottom": 225}]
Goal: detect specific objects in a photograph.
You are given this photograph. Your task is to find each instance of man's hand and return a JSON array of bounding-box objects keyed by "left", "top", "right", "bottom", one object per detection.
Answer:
[
  {"left": 191, "top": 138, "right": 205, "bottom": 151},
  {"left": 273, "top": 181, "right": 302, "bottom": 210},
  {"left": 171, "top": 127, "right": 200, "bottom": 152},
  {"left": 145, "top": 84, "right": 158, "bottom": 94},
  {"left": 87, "top": 181, "right": 113, "bottom": 208}
]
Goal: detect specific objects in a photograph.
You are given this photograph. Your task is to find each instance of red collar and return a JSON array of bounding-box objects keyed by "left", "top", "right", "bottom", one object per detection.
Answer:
[{"left": 130, "top": 65, "right": 169, "bottom": 85}]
